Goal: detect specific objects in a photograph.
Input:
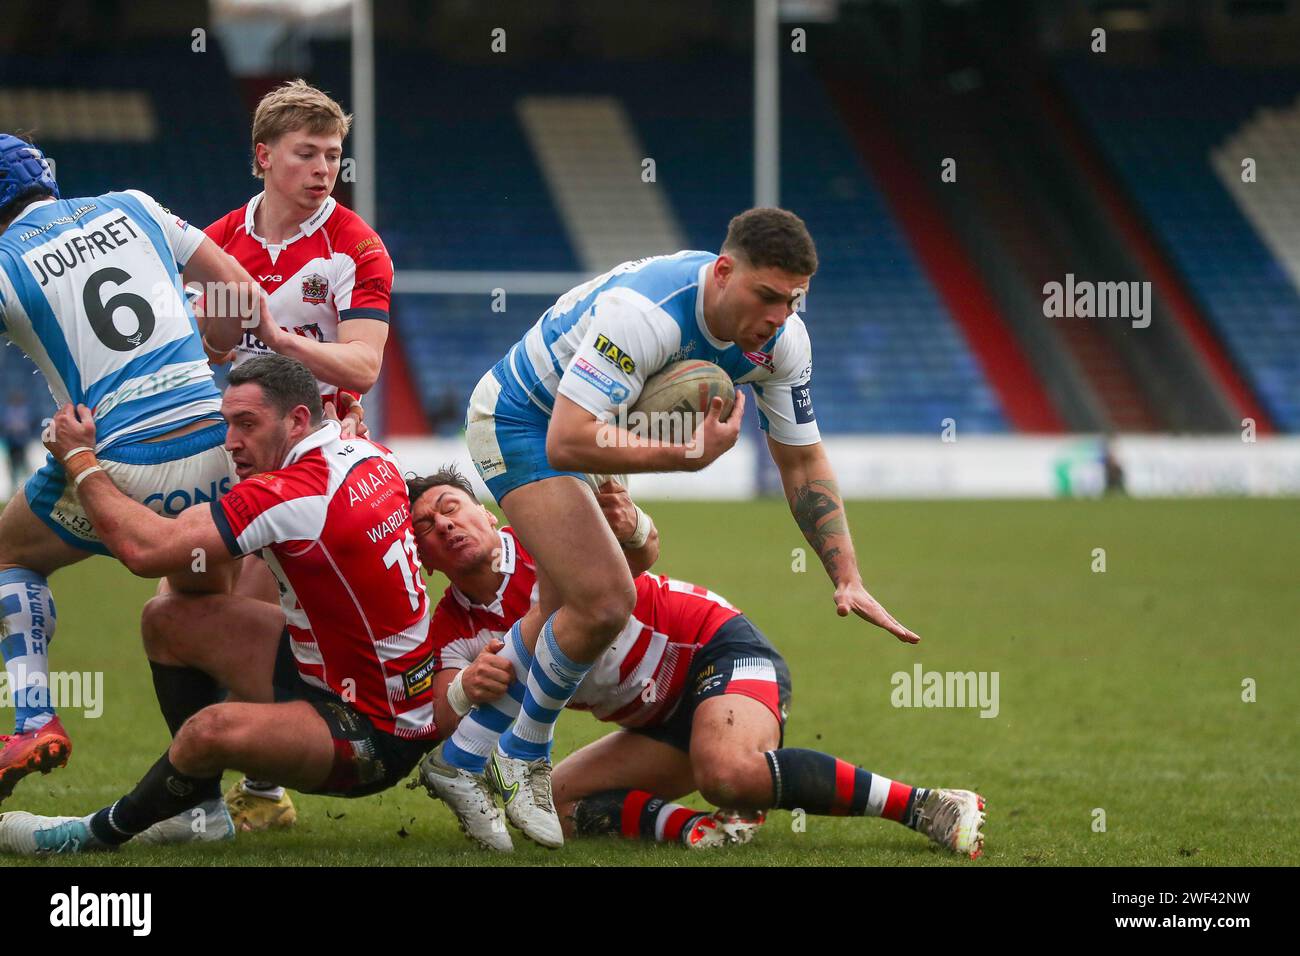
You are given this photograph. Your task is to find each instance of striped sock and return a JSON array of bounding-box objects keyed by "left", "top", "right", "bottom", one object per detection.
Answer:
[
  {"left": 573, "top": 789, "right": 707, "bottom": 845},
  {"left": 0, "top": 568, "right": 57, "bottom": 734},
  {"left": 497, "top": 613, "right": 590, "bottom": 762},
  {"left": 441, "top": 621, "right": 531, "bottom": 773},
  {"left": 764, "top": 748, "right": 928, "bottom": 827}
]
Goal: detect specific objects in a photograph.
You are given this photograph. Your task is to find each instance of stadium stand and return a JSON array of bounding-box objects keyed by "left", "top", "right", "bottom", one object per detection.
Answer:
[
  {"left": 0, "top": 40, "right": 249, "bottom": 418},
  {"left": 1058, "top": 62, "right": 1300, "bottom": 432},
  {"left": 308, "top": 41, "right": 1012, "bottom": 435}
]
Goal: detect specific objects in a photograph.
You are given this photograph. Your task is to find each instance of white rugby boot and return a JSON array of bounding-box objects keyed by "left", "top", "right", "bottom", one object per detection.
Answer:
[
  {"left": 711, "top": 809, "right": 766, "bottom": 845},
  {"left": 419, "top": 746, "right": 513, "bottom": 852},
  {"left": 913, "top": 788, "right": 986, "bottom": 859},
  {"left": 488, "top": 749, "right": 563, "bottom": 849},
  {"left": 0, "top": 811, "right": 105, "bottom": 855},
  {"left": 134, "top": 797, "right": 236, "bottom": 846}
]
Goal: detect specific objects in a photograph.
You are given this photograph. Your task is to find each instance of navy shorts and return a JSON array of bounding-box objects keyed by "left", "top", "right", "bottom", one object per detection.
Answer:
[
  {"left": 271, "top": 631, "right": 434, "bottom": 798},
  {"left": 631, "top": 615, "right": 792, "bottom": 753}
]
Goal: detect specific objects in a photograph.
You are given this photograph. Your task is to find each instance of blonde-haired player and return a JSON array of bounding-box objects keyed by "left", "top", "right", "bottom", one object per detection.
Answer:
[{"left": 197, "top": 79, "right": 396, "bottom": 830}]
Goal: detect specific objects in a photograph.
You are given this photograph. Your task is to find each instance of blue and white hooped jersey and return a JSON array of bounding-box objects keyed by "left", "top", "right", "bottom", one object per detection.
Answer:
[
  {"left": 0, "top": 190, "right": 220, "bottom": 452},
  {"left": 493, "top": 250, "right": 820, "bottom": 445}
]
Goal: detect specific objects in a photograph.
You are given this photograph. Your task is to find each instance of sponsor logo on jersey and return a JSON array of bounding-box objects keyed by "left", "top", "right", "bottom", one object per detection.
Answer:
[
  {"left": 258, "top": 274, "right": 282, "bottom": 283},
  {"left": 301, "top": 274, "right": 329, "bottom": 304},
  {"left": 15, "top": 203, "right": 97, "bottom": 244},
  {"left": 592, "top": 333, "right": 636, "bottom": 375},
  {"left": 667, "top": 340, "right": 698, "bottom": 364},
  {"left": 402, "top": 649, "right": 439, "bottom": 698},
  {"left": 792, "top": 376, "right": 815, "bottom": 424},
  {"left": 353, "top": 235, "right": 383, "bottom": 257},
  {"left": 571, "top": 357, "right": 628, "bottom": 403},
  {"left": 356, "top": 275, "right": 391, "bottom": 297},
  {"left": 743, "top": 350, "right": 775, "bottom": 372}
]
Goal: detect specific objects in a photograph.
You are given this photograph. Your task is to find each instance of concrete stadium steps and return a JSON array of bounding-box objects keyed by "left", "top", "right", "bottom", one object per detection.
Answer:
[
  {"left": 516, "top": 96, "right": 684, "bottom": 273},
  {"left": 1213, "top": 95, "right": 1300, "bottom": 296}
]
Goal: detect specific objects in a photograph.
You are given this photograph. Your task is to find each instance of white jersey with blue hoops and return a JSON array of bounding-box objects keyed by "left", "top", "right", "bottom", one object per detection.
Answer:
[
  {"left": 0, "top": 191, "right": 220, "bottom": 452},
  {"left": 492, "top": 250, "right": 820, "bottom": 445}
]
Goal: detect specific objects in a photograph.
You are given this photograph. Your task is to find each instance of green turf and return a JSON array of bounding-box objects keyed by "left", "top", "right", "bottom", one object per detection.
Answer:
[{"left": 2, "top": 497, "right": 1297, "bottom": 866}]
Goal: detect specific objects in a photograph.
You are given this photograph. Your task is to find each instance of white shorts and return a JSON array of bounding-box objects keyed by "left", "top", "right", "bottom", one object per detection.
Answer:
[{"left": 25, "top": 422, "right": 234, "bottom": 556}]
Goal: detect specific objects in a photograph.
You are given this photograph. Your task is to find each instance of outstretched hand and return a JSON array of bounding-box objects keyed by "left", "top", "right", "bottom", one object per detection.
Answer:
[{"left": 834, "top": 580, "right": 921, "bottom": 644}]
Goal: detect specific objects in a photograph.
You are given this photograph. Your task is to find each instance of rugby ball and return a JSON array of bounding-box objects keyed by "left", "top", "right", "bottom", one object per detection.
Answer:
[{"left": 633, "top": 360, "right": 735, "bottom": 421}]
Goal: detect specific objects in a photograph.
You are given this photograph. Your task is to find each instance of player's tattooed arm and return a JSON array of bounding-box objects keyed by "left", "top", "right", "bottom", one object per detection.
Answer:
[
  {"left": 790, "top": 477, "right": 848, "bottom": 579},
  {"left": 768, "top": 437, "right": 920, "bottom": 644}
]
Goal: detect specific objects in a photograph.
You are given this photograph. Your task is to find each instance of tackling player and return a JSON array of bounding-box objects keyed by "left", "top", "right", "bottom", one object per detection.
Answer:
[
  {"left": 453, "top": 207, "right": 922, "bottom": 847},
  {"left": 409, "top": 468, "right": 984, "bottom": 857},
  {"left": 0, "top": 355, "right": 437, "bottom": 854},
  {"left": 0, "top": 134, "right": 268, "bottom": 802},
  {"left": 198, "top": 79, "right": 396, "bottom": 829}
]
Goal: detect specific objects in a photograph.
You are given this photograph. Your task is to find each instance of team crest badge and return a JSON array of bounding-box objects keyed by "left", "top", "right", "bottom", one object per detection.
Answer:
[{"left": 301, "top": 274, "right": 329, "bottom": 304}]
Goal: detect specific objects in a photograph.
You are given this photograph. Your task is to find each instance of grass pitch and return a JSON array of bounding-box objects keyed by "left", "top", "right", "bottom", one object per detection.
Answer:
[{"left": 2, "top": 497, "right": 1297, "bottom": 866}]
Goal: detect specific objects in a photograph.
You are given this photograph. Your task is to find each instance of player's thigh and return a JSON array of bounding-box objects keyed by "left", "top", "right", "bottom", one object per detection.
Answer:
[
  {"left": 500, "top": 475, "right": 632, "bottom": 609},
  {"left": 142, "top": 591, "right": 284, "bottom": 702},
  {"left": 163, "top": 558, "right": 238, "bottom": 596},
  {"left": 689, "top": 694, "right": 782, "bottom": 806},
  {"left": 0, "top": 489, "right": 90, "bottom": 577},
  {"left": 176, "top": 700, "right": 335, "bottom": 792},
  {"left": 553, "top": 728, "right": 696, "bottom": 809}
]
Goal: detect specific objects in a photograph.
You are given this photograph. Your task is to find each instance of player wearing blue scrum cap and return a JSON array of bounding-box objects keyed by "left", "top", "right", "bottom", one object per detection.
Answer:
[{"left": 0, "top": 134, "right": 269, "bottom": 806}]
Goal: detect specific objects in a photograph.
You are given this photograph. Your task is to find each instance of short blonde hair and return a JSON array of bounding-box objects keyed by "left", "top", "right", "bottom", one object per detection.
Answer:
[{"left": 250, "top": 79, "right": 352, "bottom": 178}]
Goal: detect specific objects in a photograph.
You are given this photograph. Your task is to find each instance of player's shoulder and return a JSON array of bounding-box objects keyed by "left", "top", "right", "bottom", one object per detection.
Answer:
[
  {"left": 324, "top": 202, "right": 389, "bottom": 261},
  {"left": 104, "top": 189, "right": 172, "bottom": 224},
  {"left": 767, "top": 312, "right": 813, "bottom": 378},
  {"left": 248, "top": 448, "right": 332, "bottom": 498},
  {"left": 600, "top": 250, "right": 715, "bottom": 309},
  {"left": 498, "top": 525, "right": 535, "bottom": 569},
  {"left": 205, "top": 202, "right": 251, "bottom": 245},
  {"left": 108, "top": 187, "right": 157, "bottom": 209}
]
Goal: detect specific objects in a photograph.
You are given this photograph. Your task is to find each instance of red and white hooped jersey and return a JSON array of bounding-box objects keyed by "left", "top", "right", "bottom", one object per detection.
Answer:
[
  {"left": 203, "top": 193, "right": 393, "bottom": 396},
  {"left": 211, "top": 421, "right": 436, "bottom": 738},
  {"left": 428, "top": 527, "right": 742, "bottom": 727}
]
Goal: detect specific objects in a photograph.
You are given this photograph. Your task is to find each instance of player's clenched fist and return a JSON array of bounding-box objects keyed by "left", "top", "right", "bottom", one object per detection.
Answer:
[
  {"left": 323, "top": 392, "right": 367, "bottom": 440},
  {"left": 596, "top": 479, "right": 637, "bottom": 540},
  {"left": 460, "top": 639, "right": 513, "bottom": 704},
  {"left": 42, "top": 403, "right": 98, "bottom": 461},
  {"left": 686, "top": 390, "right": 746, "bottom": 471}
]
